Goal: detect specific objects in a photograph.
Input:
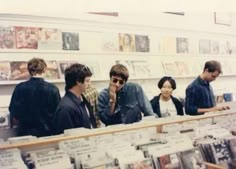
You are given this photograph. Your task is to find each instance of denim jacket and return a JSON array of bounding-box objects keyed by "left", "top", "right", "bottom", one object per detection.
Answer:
[{"left": 98, "top": 82, "right": 155, "bottom": 125}]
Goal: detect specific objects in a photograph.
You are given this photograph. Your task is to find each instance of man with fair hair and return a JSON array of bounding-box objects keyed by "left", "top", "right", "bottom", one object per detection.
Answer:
[{"left": 9, "top": 58, "right": 61, "bottom": 137}]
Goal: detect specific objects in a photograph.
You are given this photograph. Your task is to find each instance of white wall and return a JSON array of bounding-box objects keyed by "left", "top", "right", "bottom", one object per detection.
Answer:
[{"left": 1, "top": 12, "right": 236, "bottom": 108}]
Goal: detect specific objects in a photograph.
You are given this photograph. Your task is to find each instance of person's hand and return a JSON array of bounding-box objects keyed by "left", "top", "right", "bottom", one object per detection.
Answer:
[
  {"left": 214, "top": 106, "right": 230, "bottom": 111},
  {"left": 109, "top": 84, "right": 117, "bottom": 104}
]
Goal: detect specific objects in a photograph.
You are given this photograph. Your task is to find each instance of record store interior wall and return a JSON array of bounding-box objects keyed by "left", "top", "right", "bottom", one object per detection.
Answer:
[{"left": 1, "top": 12, "right": 236, "bottom": 107}]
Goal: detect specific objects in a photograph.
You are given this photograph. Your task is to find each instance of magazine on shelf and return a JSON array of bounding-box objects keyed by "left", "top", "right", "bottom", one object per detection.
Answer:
[
  {"left": 175, "top": 61, "right": 190, "bottom": 76},
  {"left": 0, "top": 61, "right": 11, "bottom": 80},
  {"left": 131, "top": 61, "right": 151, "bottom": 78},
  {"left": 135, "top": 35, "right": 149, "bottom": 52},
  {"left": 10, "top": 61, "right": 30, "bottom": 80},
  {"left": 0, "top": 26, "right": 15, "bottom": 49},
  {"left": 44, "top": 60, "right": 60, "bottom": 79},
  {"left": 176, "top": 37, "right": 189, "bottom": 54},
  {"left": 102, "top": 33, "right": 119, "bottom": 52},
  {"left": 118, "top": 33, "right": 135, "bottom": 52},
  {"left": 38, "top": 28, "right": 61, "bottom": 50},
  {"left": 62, "top": 32, "right": 79, "bottom": 50},
  {"left": 15, "top": 26, "right": 39, "bottom": 49}
]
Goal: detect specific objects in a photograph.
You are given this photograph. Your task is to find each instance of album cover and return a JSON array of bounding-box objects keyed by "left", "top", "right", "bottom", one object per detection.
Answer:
[
  {"left": 102, "top": 33, "right": 119, "bottom": 52},
  {"left": 119, "top": 33, "right": 135, "bottom": 52},
  {"left": 10, "top": 61, "right": 30, "bottom": 80},
  {"left": 62, "top": 32, "right": 79, "bottom": 50},
  {"left": 135, "top": 35, "right": 149, "bottom": 52},
  {"left": 15, "top": 26, "right": 39, "bottom": 49},
  {"left": 179, "top": 148, "right": 206, "bottom": 169},
  {"left": 125, "top": 158, "right": 154, "bottom": 169},
  {"left": 158, "top": 154, "right": 181, "bottom": 169},
  {"left": 0, "top": 61, "right": 11, "bottom": 80},
  {"left": 0, "top": 26, "right": 15, "bottom": 49},
  {"left": 38, "top": 28, "right": 61, "bottom": 50},
  {"left": 44, "top": 61, "right": 60, "bottom": 79},
  {"left": 176, "top": 38, "right": 189, "bottom": 54}
]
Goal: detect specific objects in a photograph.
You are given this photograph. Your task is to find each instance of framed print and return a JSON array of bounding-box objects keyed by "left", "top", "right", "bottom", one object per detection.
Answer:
[{"left": 214, "top": 12, "right": 232, "bottom": 26}]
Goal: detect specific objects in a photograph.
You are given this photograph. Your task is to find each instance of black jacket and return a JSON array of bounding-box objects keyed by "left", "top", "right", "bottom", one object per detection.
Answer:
[
  {"left": 150, "top": 94, "right": 184, "bottom": 117},
  {"left": 53, "top": 91, "right": 97, "bottom": 134}
]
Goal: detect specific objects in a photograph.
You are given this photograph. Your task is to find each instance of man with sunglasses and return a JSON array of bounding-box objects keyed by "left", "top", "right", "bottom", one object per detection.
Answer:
[
  {"left": 53, "top": 64, "right": 97, "bottom": 134},
  {"left": 185, "top": 60, "right": 230, "bottom": 115},
  {"left": 98, "top": 64, "right": 155, "bottom": 125}
]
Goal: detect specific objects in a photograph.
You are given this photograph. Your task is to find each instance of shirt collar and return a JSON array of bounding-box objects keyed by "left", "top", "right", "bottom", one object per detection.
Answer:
[{"left": 197, "top": 76, "right": 209, "bottom": 86}]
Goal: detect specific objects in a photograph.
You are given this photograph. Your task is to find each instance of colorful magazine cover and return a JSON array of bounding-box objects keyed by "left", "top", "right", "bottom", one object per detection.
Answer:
[
  {"left": 10, "top": 61, "right": 30, "bottom": 80},
  {"left": 0, "top": 61, "right": 11, "bottom": 80},
  {"left": 15, "top": 26, "right": 39, "bottom": 49},
  {"left": 62, "top": 32, "right": 79, "bottom": 50},
  {"left": 0, "top": 26, "right": 15, "bottom": 49},
  {"left": 38, "top": 28, "right": 61, "bottom": 50}
]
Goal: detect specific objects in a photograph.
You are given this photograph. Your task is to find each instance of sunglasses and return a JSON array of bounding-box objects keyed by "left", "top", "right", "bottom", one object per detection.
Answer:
[{"left": 112, "top": 78, "right": 125, "bottom": 85}]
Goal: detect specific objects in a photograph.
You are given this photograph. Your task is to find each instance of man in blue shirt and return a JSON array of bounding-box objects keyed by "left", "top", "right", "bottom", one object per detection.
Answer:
[
  {"left": 185, "top": 60, "right": 230, "bottom": 115},
  {"left": 98, "top": 64, "right": 155, "bottom": 125}
]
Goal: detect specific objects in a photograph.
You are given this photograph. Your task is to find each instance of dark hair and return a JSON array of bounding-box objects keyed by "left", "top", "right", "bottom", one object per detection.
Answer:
[
  {"left": 65, "top": 63, "right": 92, "bottom": 90},
  {"left": 109, "top": 64, "right": 129, "bottom": 82},
  {"left": 158, "top": 76, "right": 176, "bottom": 90},
  {"left": 27, "top": 58, "right": 47, "bottom": 76},
  {"left": 203, "top": 60, "right": 222, "bottom": 73}
]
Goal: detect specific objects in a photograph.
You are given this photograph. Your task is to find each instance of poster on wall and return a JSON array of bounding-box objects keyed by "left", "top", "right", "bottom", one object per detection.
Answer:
[
  {"left": 44, "top": 61, "right": 60, "bottom": 79},
  {"left": 38, "top": 28, "right": 62, "bottom": 50},
  {"left": 0, "top": 61, "right": 11, "bottom": 80},
  {"left": 199, "top": 39, "right": 210, "bottom": 54},
  {"left": 101, "top": 33, "right": 119, "bottom": 52},
  {"left": 176, "top": 38, "right": 189, "bottom": 54},
  {"left": 219, "top": 40, "right": 232, "bottom": 55},
  {"left": 119, "top": 33, "right": 135, "bottom": 52},
  {"left": 15, "top": 26, "right": 39, "bottom": 49},
  {"left": 135, "top": 35, "right": 150, "bottom": 52},
  {"left": 175, "top": 61, "right": 190, "bottom": 76},
  {"left": 0, "top": 26, "right": 15, "bottom": 49},
  {"left": 10, "top": 61, "right": 30, "bottom": 80},
  {"left": 62, "top": 32, "right": 79, "bottom": 50}
]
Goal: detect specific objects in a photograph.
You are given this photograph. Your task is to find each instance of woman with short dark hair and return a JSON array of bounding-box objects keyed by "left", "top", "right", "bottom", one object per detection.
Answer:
[{"left": 150, "top": 76, "right": 184, "bottom": 117}]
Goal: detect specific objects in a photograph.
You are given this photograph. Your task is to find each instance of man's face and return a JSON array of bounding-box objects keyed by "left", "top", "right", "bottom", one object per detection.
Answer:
[
  {"left": 78, "top": 76, "right": 91, "bottom": 92},
  {"left": 110, "top": 75, "right": 125, "bottom": 92},
  {"left": 206, "top": 70, "right": 220, "bottom": 82}
]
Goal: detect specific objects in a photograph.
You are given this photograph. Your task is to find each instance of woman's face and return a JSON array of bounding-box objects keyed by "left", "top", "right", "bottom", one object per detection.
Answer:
[{"left": 160, "top": 80, "right": 173, "bottom": 99}]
